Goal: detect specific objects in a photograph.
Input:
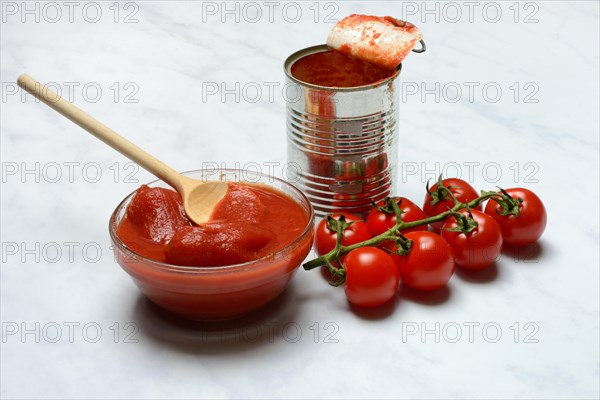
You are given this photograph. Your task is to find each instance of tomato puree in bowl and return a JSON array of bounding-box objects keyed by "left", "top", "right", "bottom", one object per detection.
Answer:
[
  {"left": 116, "top": 182, "right": 308, "bottom": 267},
  {"left": 111, "top": 174, "right": 314, "bottom": 321}
]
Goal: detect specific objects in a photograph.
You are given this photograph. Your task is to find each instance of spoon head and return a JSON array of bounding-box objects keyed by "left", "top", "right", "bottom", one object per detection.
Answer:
[{"left": 182, "top": 181, "right": 229, "bottom": 225}]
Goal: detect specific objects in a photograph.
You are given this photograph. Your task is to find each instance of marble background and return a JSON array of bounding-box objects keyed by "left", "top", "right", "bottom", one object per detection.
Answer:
[{"left": 1, "top": 1, "right": 598, "bottom": 399}]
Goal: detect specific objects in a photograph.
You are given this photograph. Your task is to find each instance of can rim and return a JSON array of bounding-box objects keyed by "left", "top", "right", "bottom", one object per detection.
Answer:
[{"left": 283, "top": 44, "right": 401, "bottom": 92}]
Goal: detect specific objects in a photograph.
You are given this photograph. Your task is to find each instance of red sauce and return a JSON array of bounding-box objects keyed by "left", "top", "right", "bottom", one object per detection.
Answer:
[
  {"left": 290, "top": 50, "right": 395, "bottom": 88},
  {"left": 117, "top": 183, "right": 309, "bottom": 267}
]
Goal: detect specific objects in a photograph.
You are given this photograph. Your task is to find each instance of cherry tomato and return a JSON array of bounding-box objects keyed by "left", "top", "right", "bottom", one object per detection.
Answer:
[
  {"left": 441, "top": 210, "right": 503, "bottom": 270},
  {"left": 315, "top": 213, "right": 372, "bottom": 256},
  {"left": 423, "top": 178, "right": 481, "bottom": 231},
  {"left": 484, "top": 188, "right": 547, "bottom": 246},
  {"left": 391, "top": 231, "right": 455, "bottom": 291},
  {"left": 366, "top": 197, "right": 428, "bottom": 236},
  {"left": 344, "top": 247, "right": 399, "bottom": 308}
]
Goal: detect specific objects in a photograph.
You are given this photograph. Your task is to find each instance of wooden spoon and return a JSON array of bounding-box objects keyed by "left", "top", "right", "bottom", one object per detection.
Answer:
[{"left": 17, "top": 73, "right": 228, "bottom": 225}]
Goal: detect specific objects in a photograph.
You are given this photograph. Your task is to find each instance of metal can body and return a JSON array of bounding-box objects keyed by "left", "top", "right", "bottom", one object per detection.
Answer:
[{"left": 284, "top": 44, "right": 400, "bottom": 217}]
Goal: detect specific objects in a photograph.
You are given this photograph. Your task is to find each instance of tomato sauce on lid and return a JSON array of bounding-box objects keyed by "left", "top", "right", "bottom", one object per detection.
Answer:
[{"left": 327, "top": 14, "right": 423, "bottom": 70}]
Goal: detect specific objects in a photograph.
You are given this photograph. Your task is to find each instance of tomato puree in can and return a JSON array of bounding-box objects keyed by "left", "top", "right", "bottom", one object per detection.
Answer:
[{"left": 290, "top": 49, "right": 396, "bottom": 88}]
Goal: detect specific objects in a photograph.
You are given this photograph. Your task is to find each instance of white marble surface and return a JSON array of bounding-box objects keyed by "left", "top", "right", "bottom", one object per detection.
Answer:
[{"left": 1, "top": 1, "right": 598, "bottom": 399}]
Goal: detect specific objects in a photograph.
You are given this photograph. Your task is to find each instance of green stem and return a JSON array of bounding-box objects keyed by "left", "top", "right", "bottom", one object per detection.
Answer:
[{"left": 303, "top": 191, "right": 505, "bottom": 271}]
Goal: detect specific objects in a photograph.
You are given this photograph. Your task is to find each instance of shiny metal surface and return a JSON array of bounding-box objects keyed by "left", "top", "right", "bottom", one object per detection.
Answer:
[{"left": 284, "top": 44, "right": 400, "bottom": 216}]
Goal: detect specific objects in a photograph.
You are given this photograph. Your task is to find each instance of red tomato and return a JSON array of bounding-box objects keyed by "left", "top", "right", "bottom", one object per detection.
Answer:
[
  {"left": 441, "top": 210, "right": 503, "bottom": 270},
  {"left": 315, "top": 213, "right": 372, "bottom": 256},
  {"left": 366, "top": 197, "right": 428, "bottom": 236},
  {"left": 423, "top": 178, "right": 481, "bottom": 231},
  {"left": 391, "top": 231, "right": 455, "bottom": 291},
  {"left": 344, "top": 247, "right": 399, "bottom": 308},
  {"left": 484, "top": 188, "right": 547, "bottom": 246}
]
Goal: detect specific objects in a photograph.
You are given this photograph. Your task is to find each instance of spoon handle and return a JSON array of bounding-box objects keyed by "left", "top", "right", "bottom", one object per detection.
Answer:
[{"left": 17, "top": 73, "right": 186, "bottom": 190}]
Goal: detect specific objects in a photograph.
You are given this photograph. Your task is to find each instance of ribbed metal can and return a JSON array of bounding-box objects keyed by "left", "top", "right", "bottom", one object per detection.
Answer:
[{"left": 284, "top": 44, "right": 400, "bottom": 217}]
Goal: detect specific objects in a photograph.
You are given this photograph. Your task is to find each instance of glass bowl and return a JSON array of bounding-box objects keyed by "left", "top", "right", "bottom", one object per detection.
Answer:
[{"left": 109, "top": 169, "right": 315, "bottom": 321}]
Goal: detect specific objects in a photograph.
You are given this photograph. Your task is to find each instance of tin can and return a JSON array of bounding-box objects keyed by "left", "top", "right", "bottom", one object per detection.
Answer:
[{"left": 284, "top": 44, "right": 401, "bottom": 217}]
